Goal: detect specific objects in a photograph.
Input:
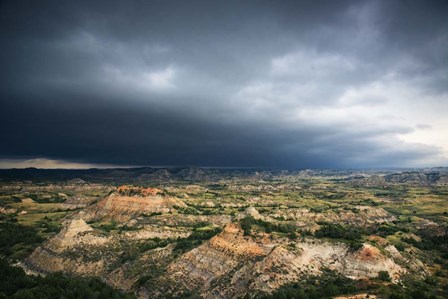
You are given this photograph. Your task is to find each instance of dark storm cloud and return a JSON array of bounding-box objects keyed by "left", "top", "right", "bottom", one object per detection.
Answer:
[{"left": 0, "top": 0, "right": 447, "bottom": 168}]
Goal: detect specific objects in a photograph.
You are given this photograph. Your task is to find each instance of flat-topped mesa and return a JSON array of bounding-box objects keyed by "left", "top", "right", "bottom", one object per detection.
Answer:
[
  {"left": 88, "top": 186, "right": 187, "bottom": 221},
  {"left": 117, "top": 185, "right": 162, "bottom": 197}
]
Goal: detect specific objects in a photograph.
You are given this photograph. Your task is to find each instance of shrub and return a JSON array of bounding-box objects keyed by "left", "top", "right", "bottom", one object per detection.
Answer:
[
  {"left": 174, "top": 227, "right": 222, "bottom": 253},
  {"left": 0, "top": 258, "right": 135, "bottom": 298},
  {"left": 315, "top": 223, "right": 363, "bottom": 241},
  {"left": 240, "top": 216, "right": 296, "bottom": 236},
  {"left": 378, "top": 271, "right": 391, "bottom": 282},
  {"left": 262, "top": 269, "right": 357, "bottom": 299},
  {"left": 0, "top": 216, "right": 43, "bottom": 259}
]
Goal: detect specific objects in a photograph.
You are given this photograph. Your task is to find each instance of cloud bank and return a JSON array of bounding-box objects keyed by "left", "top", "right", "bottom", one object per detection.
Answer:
[{"left": 1, "top": 0, "right": 447, "bottom": 168}]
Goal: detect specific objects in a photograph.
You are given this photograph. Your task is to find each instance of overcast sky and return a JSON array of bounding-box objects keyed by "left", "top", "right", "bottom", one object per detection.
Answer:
[{"left": 0, "top": 0, "right": 447, "bottom": 169}]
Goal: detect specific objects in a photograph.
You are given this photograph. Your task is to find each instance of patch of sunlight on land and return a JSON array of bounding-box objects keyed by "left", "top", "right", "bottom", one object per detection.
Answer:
[
  {"left": 10, "top": 201, "right": 70, "bottom": 226},
  {"left": 17, "top": 211, "right": 68, "bottom": 226}
]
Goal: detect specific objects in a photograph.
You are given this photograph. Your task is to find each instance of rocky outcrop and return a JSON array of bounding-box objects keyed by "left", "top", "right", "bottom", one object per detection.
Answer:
[
  {"left": 117, "top": 185, "right": 162, "bottom": 197},
  {"left": 88, "top": 192, "right": 187, "bottom": 221},
  {"left": 24, "top": 219, "right": 110, "bottom": 275},
  {"left": 144, "top": 224, "right": 271, "bottom": 298},
  {"left": 343, "top": 244, "right": 403, "bottom": 280},
  {"left": 66, "top": 178, "right": 87, "bottom": 184},
  {"left": 142, "top": 213, "right": 232, "bottom": 227},
  {"left": 0, "top": 207, "right": 17, "bottom": 214},
  {"left": 245, "top": 207, "right": 262, "bottom": 219},
  {"left": 270, "top": 206, "right": 395, "bottom": 229},
  {"left": 45, "top": 219, "right": 110, "bottom": 252},
  {"left": 61, "top": 195, "right": 97, "bottom": 210},
  {"left": 123, "top": 225, "right": 191, "bottom": 240},
  {"left": 142, "top": 224, "right": 406, "bottom": 298}
]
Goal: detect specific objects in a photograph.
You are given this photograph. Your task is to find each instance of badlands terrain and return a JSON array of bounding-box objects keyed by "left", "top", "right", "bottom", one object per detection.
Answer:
[{"left": 0, "top": 167, "right": 448, "bottom": 298}]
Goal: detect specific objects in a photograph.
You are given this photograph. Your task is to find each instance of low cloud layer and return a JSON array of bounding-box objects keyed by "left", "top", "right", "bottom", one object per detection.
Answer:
[{"left": 1, "top": 0, "right": 447, "bottom": 168}]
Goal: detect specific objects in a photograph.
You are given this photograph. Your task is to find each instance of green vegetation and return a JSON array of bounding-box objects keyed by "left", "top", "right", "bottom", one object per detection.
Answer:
[
  {"left": 240, "top": 216, "right": 296, "bottom": 236},
  {"left": 0, "top": 214, "right": 43, "bottom": 261},
  {"left": 174, "top": 226, "right": 222, "bottom": 253},
  {"left": 0, "top": 258, "right": 134, "bottom": 299},
  {"left": 0, "top": 195, "right": 21, "bottom": 205},
  {"left": 139, "top": 237, "right": 173, "bottom": 252},
  {"left": 383, "top": 274, "right": 447, "bottom": 299},
  {"left": 403, "top": 234, "right": 448, "bottom": 258},
  {"left": 143, "top": 211, "right": 163, "bottom": 217},
  {"left": 176, "top": 206, "right": 201, "bottom": 215},
  {"left": 260, "top": 269, "right": 358, "bottom": 299},
  {"left": 90, "top": 221, "right": 118, "bottom": 232},
  {"left": 37, "top": 216, "right": 62, "bottom": 234},
  {"left": 27, "top": 193, "right": 67, "bottom": 203},
  {"left": 314, "top": 223, "right": 364, "bottom": 250},
  {"left": 377, "top": 270, "right": 391, "bottom": 282},
  {"left": 373, "top": 223, "right": 404, "bottom": 237},
  {"left": 263, "top": 269, "right": 447, "bottom": 299},
  {"left": 315, "top": 223, "right": 363, "bottom": 240},
  {"left": 0, "top": 213, "right": 133, "bottom": 298}
]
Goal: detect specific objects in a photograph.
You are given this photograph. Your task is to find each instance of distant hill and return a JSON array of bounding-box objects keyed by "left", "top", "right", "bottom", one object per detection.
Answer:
[{"left": 1, "top": 167, "right": 447, "bottom": 186}]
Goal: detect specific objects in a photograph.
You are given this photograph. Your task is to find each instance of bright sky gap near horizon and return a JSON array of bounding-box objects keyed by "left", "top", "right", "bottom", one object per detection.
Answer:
[{"left": 0, "top": 0, "right": 447, "bottom": 169}]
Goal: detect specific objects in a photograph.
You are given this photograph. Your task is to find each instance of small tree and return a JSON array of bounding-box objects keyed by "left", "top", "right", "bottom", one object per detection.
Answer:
[{"left": 378, "top": 270, "right": 391, "bottom": 282}]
